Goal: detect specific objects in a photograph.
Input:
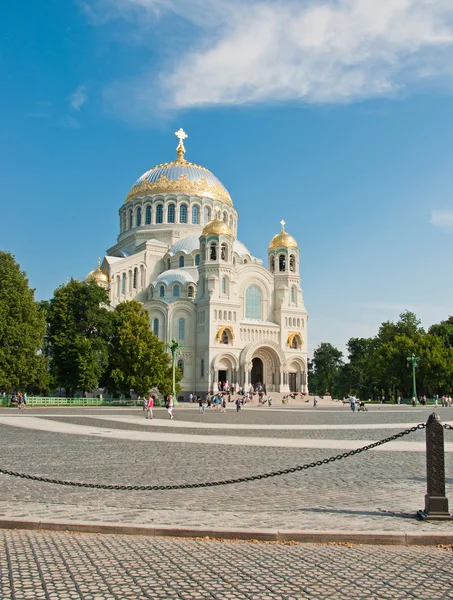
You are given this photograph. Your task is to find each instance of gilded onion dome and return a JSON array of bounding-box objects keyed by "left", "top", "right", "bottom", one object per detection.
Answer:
[
  {"left": 86, "top": 258, "right": 109, "bottom": 284},
  {"left": 202, "top": 219, "right": 233, "bottom": 237},
  {"left": 125, "top": 129, "right": 232, "bottom": 206},
  {"left": 269, "top": 220, "right": 298, "bottom": 250}
]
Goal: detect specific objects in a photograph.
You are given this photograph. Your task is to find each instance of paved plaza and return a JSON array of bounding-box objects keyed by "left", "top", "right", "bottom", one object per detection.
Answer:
[
  {"left": 0, "top": 403, "right": 453, "bottom": 533},
  {"left": 1, "top": 530, "right": 453, "bottom": 600}
]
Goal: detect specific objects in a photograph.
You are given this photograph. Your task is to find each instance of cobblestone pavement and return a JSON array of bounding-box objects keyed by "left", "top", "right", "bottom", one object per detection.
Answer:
[
  {"left": 1, "top": 530, "right": 453, "bottom": 600},
  {"left": 0, "top": 407, "right": 452, "bottom": 532}
]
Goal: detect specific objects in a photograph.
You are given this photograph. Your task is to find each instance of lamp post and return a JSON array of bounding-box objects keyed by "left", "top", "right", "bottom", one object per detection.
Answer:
[
  {"left": 407, "top": 353, "right": 419, "bottom": 402},
  {"left": 168, "top": 339, "right": 181, "bottom": 400}
]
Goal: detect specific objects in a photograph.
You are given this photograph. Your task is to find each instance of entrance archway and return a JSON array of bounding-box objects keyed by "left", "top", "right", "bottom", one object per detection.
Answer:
[{"left": 251, "top": 357, "right": 264, "bottom": 386}]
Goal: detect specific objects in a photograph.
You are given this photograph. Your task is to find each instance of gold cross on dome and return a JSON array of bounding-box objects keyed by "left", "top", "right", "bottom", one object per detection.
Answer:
[
  {"left": 175, "top": 128, "right": 188, "bottom": 161},
  {"left": 280, "top": 219, "right": 286, "bottom": 231}
]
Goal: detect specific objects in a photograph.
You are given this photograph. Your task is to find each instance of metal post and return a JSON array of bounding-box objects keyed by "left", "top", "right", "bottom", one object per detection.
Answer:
[
  {"left": 418, "top": 413, "right": 452, "bottom": 520},
  {"left": 407, "top": 353, "right": 419, "bottom": 402},
  {"left": 168, "top": 339, "right": 181, "bottom": 401}
]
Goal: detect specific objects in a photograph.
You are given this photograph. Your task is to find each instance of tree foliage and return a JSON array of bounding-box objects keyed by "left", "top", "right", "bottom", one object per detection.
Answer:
[
  {"left": 309, "top": 342, "right": 343, "bottom": 395},
  {"left": 316, "top": 310, "right": 453, "bottom": 400},
  {"left": 46, "top": 280, "right": 112, "bottom": 396},
  {"left": 105, "top": 301, "right": 179, "bottom": 397},
  {"left": 0, "top": 252, "right": 46, "bottom": 389}
]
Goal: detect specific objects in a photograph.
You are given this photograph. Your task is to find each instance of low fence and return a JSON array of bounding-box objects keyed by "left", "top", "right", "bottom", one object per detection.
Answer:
[{"left": 0, "top": 396, "right": 145, "bottom": 407}]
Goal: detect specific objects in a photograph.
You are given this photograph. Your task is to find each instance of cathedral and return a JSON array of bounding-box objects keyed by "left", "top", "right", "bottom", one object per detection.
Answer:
[{"left": 87, "top": 130, "right": 308, "bottom": 396}]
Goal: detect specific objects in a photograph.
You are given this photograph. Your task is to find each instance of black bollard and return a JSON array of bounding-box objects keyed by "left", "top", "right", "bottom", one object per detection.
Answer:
[{"left": 418, "top": 413, "right": 452, "bottom": 520}]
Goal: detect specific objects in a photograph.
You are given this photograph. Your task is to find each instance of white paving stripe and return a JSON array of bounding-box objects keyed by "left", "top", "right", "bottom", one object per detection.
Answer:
[
  {"left": 0, "top": 416, "right": 452, "bottom": 452},
  {"left": 41, "top": 414, "right": 453, "bottom": 431}
]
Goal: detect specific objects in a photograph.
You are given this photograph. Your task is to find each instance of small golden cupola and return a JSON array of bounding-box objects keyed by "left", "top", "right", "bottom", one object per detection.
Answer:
[
  {"left": 86, "top": 258, "right": 109, "bottom": 286},
  {"left": 201, "top": 219, "right": 233, "bottom": 237},
  {"left": 268, "top": 220, "right": 298, "bottom": 250}
]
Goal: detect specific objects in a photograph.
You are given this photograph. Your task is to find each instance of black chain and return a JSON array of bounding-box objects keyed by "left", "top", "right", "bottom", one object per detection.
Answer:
[
  {"left": 444, "top": 423, "right": 453, "bottom": 430},
  {"left": 0, "top": 424, "right": 425, "bottom": 491}
]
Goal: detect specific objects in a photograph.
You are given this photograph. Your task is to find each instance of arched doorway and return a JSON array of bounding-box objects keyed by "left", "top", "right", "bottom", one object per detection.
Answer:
[{"left": 251, "top": 357, "right": 264, "bottom": 386}]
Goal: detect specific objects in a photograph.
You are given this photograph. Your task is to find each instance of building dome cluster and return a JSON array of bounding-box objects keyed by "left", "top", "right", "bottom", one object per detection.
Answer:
[{"left": 85, "top": 128, "right": 308, "bottom": 399}]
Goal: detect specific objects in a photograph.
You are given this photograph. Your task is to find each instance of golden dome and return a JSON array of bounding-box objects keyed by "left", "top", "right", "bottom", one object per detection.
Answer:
[
  {"left": 86, "top": 258, "right": 109, "bottom": 284},
  {"left": 202, "top": 219, "right": 233, "bottom": 237},
  {"left": 269, "top": 220, "right": 298, "bottom": 250},
  {"left": 125, "top": 129, "right": 232, "bottom": 206}
]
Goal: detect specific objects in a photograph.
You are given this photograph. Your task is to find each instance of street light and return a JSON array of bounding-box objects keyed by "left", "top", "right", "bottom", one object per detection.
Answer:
[
  {"left": 168, "top": 339, "right": 181, "bottom": 400},
  {"left": 407, "top": 353, "right": 419, "bottom": 402}
]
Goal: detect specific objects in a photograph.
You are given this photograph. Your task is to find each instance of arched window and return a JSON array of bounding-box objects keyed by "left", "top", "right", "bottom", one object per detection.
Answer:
[
  {"left": 167, "top": 204, "right": 175, "bottom": 223},
  {"left": 145, "top": 206, "right": 151, "bottom": 225},
  {"left": 221, "top": 330, "right": 229, "bottom": 344},
  {"left": 228, "top": 311, "right": 232, "bottom": 321},
  {"left": 201, "top": 359, "right": 204, "bottom": 378},
  {"left": 177, "top": 359, "right": 184, "bottom": 376},
  {"left": 153, "top": 318, "right": 159, "bottom": 336},
  {"left": 210, "top": 244, "right": 217, "bottom": 261},
  {"left": 188, "top": 286, "right": 194, "bottom": 298},
  {"left": 129, "top": 210, "right": 133, "bottom": 229},
  {"left": 156, "top": 205, "right": 163, "bottom": 224},
  {"left": 149, "top": 287, "right": 154, "bottom": 299},
  {"left": 116, "top": 276, "right": 120, "bottom": 297},
  {"left": 229, "top": 214, "right": 233, "bottom": 229},
  {"left": 279, "top": 254, "right": 286, "bottom": 272},
  {"left": 222, "top": 277, "right": 226, "bottom": 294},
  {"left": 195, "top": 254, "right": 200, "bottom": 266},
  {"left": 178, "top": 318, "right": 185, "bottom": 341},
  {"left": 297, "top": 318, "right": 300, "bottom": 327},
  {"left": 290, "top": 254, "right": 295, "bottom": 272},
  {"left": 245, "top": 285, "right": 261, "bottom": 320},
  {"left": 223, "top": 211, "right": 228, "bottom": 223},
  {"left": 173, "top": 284, "right": 180, "bottom": 297},
  {"left": 133, "top": 267, "right": 138, "bottom": 289},
  {"left": 291, "top": 336, "right": 299, "bottom": 349},
  {"left": 180, "top": 204, "right": 188, "bottom": 223},
  {"left": 121, "top": 273, "right": 126, "bottom": 294},
  {"left": 136, "top": 208, "right": 142, "bottom": 227},
  {"left": 270, "top": 256, "right": 275, "bottom": 272},
  {"left": 179, "top": 255, "right": 185, "bottom": 268},
  {"left": 192, "top": 205, "right": 200, "bottom": 224},
  {"left": 159, "top": 285, "right": 165, "bottom": 298},
  {"left": 221, "top": 244, "right": 228, "bottom": 261},
  {"left": 291, "top": 286, "right": 296, "bottom": 303},
  {"left": 204, "top": 207, "right": 211, "bottom": 223}
]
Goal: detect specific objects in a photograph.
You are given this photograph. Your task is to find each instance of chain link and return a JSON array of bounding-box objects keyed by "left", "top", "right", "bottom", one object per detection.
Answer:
[
  {"left": 444, "top": 423, "right": 453, "bottom": 430},
  {"left": 0, "top": 424, "right": 425, "bottom": 491}
]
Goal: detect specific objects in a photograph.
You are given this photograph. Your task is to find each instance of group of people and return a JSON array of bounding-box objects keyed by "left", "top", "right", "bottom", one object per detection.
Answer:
[
  {"left": 7, "top": 391, "right": 27, "bottom": 407},
  {"left": 347, "top": 395, "right": 367, "bottom": 412},
  {"left": 144, "top": 393, "right": 175, "bottom": 420}
]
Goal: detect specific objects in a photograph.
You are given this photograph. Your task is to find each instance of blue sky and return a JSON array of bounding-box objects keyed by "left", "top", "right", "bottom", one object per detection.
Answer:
[{"left": 2, "top": 0, "right": 453, "bottom": 355}]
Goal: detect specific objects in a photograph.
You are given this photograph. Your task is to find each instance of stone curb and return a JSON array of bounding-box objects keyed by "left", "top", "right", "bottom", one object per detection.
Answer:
[{"left": 0, "top": 518, "right": 452, "bottom": 546}]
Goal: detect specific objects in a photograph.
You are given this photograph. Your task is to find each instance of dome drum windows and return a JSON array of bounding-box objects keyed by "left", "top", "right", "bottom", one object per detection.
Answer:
[
  {"left": 167, "top": 203, "right": 176, "bottom": 224},
  {"left": 145, "top": 205, "right": 152, "bottom": 225},
  {"left": 180, "top": 204, "right": 188, "bottom": 224},
  {"left": 156, "top": 205, "right": 163, "bottom": 224},
  {"left": 188, "top": 285, "right": 194, "bottom": 298},
  {"left": 195, "top": 254, "right": 201, "bottom": 266},
  {"left": 179, "top": 255, "right": 185, "bottom": 268},
  {"left": 192, "top": 205, "right": 200, "bottom": 224},
  {"left": 210, "top": 244, "right": 217, "bottom": 261},
  {"left": 279, "top": 254, "right": 286, "bottom": 272},
  {"left": 136, "top": 207, "right": 142, "bottom": 227},
  {"left": 159, "top": 285, "right": 165, "bottom": 298},
  {"left": 173, "top": 284, "right": 180, "bottom": 298},
  {"left": 129, "top": 210, "right": 133, "bottom": 229}
]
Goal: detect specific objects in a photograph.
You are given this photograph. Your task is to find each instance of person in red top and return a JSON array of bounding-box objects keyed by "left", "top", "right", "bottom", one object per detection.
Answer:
[{"left": 146, "top": 395, "right": 154, "bottom": 420}]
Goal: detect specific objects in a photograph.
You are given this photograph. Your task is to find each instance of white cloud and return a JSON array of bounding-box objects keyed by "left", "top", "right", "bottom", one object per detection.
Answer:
[
  {"left": 69, "top": 85, "right": 88, "bottom": 111},
  {"left": 89, "top": 0, "right": 453, "bottom": 116},
  {"left": 431, "top": 209, "right": 453, "bottom": 231}
]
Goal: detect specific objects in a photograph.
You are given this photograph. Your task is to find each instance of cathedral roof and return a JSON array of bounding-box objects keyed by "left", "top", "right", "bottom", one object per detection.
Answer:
[
  {"left": 153, "top": 269, "right": 196, "bottom": 287},
  {"left": 169, "top": 233, "right": 251, "bottom": 257},
  {"left": 125, "top": 129, "right": 232, "bottom": 206}
]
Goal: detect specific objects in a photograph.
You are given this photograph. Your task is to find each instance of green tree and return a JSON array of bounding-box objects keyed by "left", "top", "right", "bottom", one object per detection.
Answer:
[
  {"left": 47, "top": 280, "right": 112, "bottom": 396},
  {"left": 417, "top": 334, "right": 453, "bottom": 394},
  {"left": 377, "top": 310, "right": 424, "bottom": 344},
  {"left": 335, "top": 337, "right": 377, "bottom": 399},
  {"left": 0, "top": 252, "right": 46, "bottom": 390},
  {"left": 311, "top": 342, "right": 343, "bottom": 395},
  {"left": 105, "top": 301, "right": 178, "bottom": 397},
  {"left": 428, "top": 316, "right": 453, "bottom": 349}
]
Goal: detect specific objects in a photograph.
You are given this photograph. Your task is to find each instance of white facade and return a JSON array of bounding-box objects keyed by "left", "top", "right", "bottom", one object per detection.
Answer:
[{"left": 96, "top": 133, "right": 308, "bottom": 396}]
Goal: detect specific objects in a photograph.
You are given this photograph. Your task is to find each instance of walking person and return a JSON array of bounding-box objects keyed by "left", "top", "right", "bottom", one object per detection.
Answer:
[
  {"left": 146, "top": 394, "right": 154, "bottom": 419},
  {"left": 235, "top": 397, "right": 242, "bottom": 412},
  {"left": 167, "top": 394, "right": 174, "bottom": 419},
  {"left": 198, "top": 396, "right": 204, "bottom": 413}
]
